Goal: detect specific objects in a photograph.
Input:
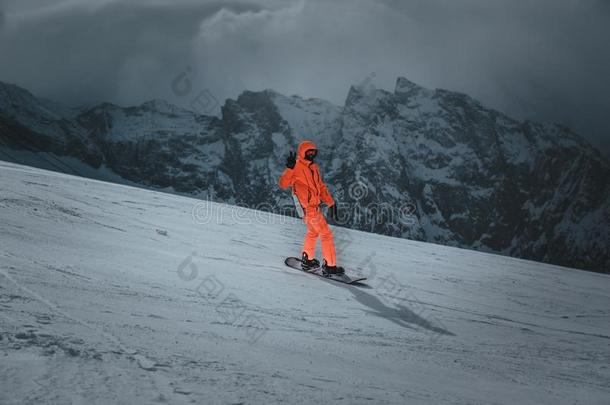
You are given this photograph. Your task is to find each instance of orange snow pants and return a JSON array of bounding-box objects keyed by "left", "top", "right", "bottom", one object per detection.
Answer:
[{"left": 302, "top": 208, "right": 336, "bottom": 266}]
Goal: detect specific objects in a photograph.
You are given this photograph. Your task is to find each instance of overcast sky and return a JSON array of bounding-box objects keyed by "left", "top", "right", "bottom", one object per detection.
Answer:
[{"left": 1, "top": 0, "right": 609, "bottom": 156}]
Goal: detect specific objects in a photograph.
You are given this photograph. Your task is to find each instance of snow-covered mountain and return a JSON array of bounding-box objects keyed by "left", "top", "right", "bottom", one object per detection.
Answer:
[
  {"left": 1, "top": 161, "right": 609, "bottom": 404},
  {"left": 0, "top": 79, "right": 608, "bottom": 273}
]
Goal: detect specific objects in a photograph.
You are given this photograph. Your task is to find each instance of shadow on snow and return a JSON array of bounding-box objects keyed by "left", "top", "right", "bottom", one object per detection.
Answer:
[{"left": 320, "top": 278, "right": 455, "bottom": 337}]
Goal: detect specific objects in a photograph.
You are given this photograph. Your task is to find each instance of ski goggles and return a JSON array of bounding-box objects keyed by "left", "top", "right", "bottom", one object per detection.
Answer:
[{"left": 304, "top": 149, "right": 317, "bottom": 160}]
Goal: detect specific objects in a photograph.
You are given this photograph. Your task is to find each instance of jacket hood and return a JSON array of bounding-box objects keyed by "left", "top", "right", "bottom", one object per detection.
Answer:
[{"left": 297, "top": 140, "right": 317, "bottom": 160}]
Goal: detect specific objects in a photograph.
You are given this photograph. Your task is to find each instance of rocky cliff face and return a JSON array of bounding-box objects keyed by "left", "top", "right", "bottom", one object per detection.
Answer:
[{"left": 1, "top": 79, "right": 608, "bottom": 272}]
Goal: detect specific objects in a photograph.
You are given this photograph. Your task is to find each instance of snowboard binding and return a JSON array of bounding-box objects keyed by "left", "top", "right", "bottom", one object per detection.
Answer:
[
  {"left": 301, "top": 252, "right": 320, "bottom": 271},
  {"left": 321, "top": 260, "right": 345, "bottom": 275}
]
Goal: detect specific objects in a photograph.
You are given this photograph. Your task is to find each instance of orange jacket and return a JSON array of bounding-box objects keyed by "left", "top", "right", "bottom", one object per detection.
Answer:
[{"left": 279, "top": 140, "right": 334, "bottom": 211}]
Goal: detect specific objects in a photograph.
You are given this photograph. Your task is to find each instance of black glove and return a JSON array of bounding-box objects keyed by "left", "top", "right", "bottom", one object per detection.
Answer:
[
  {"left": 328, "top": 204, "right": 338, "bottom": 221},
  {"left": 286, "top": 151, "right": 296, "bottom": 169}
]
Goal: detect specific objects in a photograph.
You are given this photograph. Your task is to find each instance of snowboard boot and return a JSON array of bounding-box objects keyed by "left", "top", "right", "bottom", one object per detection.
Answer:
[
  {"left": 322, "top": 260, "right": 345, "bottom": 275},
  {"left": 301, "top": 252, "right": 320, "bottom": 271}
]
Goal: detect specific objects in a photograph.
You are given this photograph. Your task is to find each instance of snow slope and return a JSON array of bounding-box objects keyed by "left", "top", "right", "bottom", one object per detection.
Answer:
[{"left": 1, "top": 160, "right": 609, "bottom": 404}]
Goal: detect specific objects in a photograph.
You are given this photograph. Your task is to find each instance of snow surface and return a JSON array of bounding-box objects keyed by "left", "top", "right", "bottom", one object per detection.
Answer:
[{"left": 1, "top": 160, "right": 609, "bottom": 404}]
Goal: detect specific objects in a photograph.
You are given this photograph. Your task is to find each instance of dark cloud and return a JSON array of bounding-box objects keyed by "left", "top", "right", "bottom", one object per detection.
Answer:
[
  {"left": 1, "top": 0, "right": 608, "bottom": 156},
  {"left": 376, "top": 0, "right": 610, "bottom": 156},
  {"left": 0, "top": 0, "right": 271, "bottom": 106}
]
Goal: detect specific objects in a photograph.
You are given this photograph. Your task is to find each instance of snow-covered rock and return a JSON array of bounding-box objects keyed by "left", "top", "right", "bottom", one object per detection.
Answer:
[{"left": 0, "top": 78, "right": 608, "bottom": 272}]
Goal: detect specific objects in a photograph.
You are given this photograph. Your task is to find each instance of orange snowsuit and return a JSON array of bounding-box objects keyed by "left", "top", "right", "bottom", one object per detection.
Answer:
[{"left": 279, "top": 140, "right": 337, "bottom": 266}]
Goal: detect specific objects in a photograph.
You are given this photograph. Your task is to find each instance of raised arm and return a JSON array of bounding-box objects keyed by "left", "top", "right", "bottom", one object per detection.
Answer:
[{"left": 279, "top": 151, "right": 296, "bottom": 189}]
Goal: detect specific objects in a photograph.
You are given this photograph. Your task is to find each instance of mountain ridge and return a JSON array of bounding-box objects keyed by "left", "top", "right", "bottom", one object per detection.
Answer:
[{"left": 1, "top": 77, "right": 608, "bottom": 272}]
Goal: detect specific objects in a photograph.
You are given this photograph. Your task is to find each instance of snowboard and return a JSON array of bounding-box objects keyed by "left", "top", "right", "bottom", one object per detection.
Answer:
[{"left": 284, "top": 257, "right": 367, "bottom": 284}]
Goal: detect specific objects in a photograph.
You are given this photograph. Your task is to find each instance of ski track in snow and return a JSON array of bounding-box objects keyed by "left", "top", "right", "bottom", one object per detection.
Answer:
[{"left": 1, "top": 160, "right": 609, "bottom": 404}]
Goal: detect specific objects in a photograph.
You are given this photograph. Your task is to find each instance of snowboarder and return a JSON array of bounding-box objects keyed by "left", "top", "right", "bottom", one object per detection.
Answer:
[{"left": 279, "top": 140, "right": 344, "bottom": 275}]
